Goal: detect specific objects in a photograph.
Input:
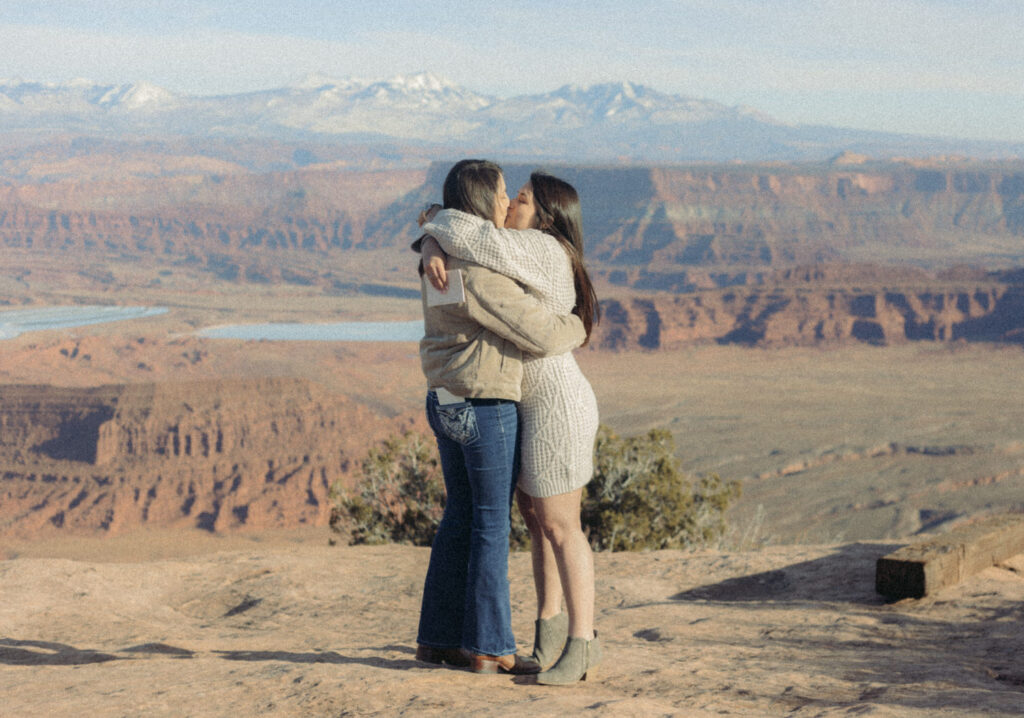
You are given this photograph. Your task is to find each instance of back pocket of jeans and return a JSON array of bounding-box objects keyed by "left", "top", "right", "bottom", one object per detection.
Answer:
[{"left": 436, "top": 403, "right": 478, "bottom": 444}]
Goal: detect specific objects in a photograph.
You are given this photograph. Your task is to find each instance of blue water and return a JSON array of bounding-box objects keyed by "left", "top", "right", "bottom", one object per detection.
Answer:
[
  {"left": 0, "top": 305, "right": 423, "bottom": 343},
  {"left": 195, "top": 320, "right": 424, "bottom": 342},
  {"left": 0, "top": 306, "right": 169, "bottom": 340}
]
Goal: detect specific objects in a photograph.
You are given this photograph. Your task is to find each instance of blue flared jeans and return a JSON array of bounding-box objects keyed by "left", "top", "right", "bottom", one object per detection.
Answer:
[{"left": 417, "top": 390, "right": 519, "bottom": 656}]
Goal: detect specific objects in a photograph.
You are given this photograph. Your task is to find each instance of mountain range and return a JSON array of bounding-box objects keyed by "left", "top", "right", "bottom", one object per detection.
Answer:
[{"left": 2, "top": 73, "right": 1021, "bottom": 163}]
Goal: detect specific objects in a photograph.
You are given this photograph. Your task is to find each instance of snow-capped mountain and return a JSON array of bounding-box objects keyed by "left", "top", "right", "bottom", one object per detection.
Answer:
[
  {"left": 0, "top": 78, "right": 178, "bottom": 113},
  {"left": 0, "top": 74, "right": 1019, "bottom": 162}
]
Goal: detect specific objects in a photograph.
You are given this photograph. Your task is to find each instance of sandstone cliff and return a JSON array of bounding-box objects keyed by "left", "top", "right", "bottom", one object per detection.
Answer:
[
  {"left": 0, "top": 167, "right": 427, "bottom": 288},
  {"left": 593, "top": 280, "right": 1024, "bottom": 349},
  {"left": 4, "top": 161, "right": 1024, "bottom": 282},
  {"left": 0, "top": 378, "right": 416, "bottom": 538},
  {"left": 550, "top": 163, "right": 1024, "bottom": 274}
]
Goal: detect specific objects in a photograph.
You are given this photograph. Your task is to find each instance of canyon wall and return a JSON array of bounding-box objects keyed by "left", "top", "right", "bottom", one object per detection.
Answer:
[
  {"left": 556, "top": 164, "right": 1024, "bottom": 271},
  {"left": 0, "top": 167, "right": 428, "bottom": 287},
  {"left": 593, "top": 283, "right": 1024, "bottom": 349},
  {"left": 3, "top": 162, "right": 1024, "bottom": 278},
  {"left": 0, "top": 378, "right": 417, "bottom": 538}
]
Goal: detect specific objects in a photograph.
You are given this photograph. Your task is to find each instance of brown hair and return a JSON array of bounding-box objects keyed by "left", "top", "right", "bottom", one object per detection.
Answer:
[
  {"left": 442, "top": 159, "right": 503, "bottom": 222},
  {"left": 529, "top": 171, "right": 600, "bottom": 344}
]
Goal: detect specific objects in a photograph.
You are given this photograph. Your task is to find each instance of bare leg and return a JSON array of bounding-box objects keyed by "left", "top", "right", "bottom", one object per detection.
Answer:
[
  {"left": 532, "top": 487, "right": 594, "bottom": 639},
  {"left": 516, "top": 489, "right": 563, "bottom": 619}
]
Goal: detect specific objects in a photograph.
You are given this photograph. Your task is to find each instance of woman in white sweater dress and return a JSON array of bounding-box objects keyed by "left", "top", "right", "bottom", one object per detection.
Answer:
[{"left": 421, "top": 172, "right": 601, "bottom": 685}]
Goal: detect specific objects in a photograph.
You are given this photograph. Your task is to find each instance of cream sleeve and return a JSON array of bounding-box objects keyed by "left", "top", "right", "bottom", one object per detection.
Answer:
[{"left": 423, "top": 209, "right": 566, "bottom": 296}]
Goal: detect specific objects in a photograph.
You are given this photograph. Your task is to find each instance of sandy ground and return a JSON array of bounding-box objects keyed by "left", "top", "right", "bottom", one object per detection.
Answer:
[{"left": 3, "top": 529, "right": 1024, "bottom": 717}]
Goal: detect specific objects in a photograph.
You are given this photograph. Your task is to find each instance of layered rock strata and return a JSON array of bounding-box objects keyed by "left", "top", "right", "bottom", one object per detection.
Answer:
[
  {"left": 4, "top": 163, "right": 1024, "bottom": 280},
  {"left": 594, "top": 283, "right": 1024, "bottom": 349},
  {"left": 0, "top": 378, "right": 414, "bottom": 537}
]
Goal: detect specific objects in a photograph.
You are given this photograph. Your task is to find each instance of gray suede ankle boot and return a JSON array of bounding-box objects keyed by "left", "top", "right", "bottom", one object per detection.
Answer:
[
  {"left": 531, "top": 612, "right": 569, "bottom": 670},
  {"left": 536, "top": 632, "right": 601, "bottom": 686}
]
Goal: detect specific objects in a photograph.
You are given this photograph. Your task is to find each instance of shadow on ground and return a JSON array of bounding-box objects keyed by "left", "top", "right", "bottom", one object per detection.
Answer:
[
  {"left": 1, "top": 638, "right": 425, "bottom": 671},
  {"left": 672, "top": 542, "right": 904, "bottom": 604},
  {"left": 0, "top": 638, "right": 122, "bottom": 665}
]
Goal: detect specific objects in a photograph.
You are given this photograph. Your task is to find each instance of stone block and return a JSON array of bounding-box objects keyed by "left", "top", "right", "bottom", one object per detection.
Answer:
[{"left": 876, "top": 514, "right": 1024, "bottom": 600}]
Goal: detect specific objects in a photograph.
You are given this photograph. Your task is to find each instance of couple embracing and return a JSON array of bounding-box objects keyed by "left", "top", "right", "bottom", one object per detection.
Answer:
[{"left": 414, "top": 159, "right": 600, "bottom": 685}]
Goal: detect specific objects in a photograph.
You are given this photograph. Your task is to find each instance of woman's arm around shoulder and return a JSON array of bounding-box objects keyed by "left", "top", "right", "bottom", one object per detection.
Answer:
[{"left": 423, "top": 209, "right": 563, "bottom": 294}]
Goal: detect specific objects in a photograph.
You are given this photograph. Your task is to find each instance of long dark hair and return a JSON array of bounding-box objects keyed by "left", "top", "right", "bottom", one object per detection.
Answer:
[
  {"left": 529, "top": 171, "right": 600, "bottom": 344},
  {"left": 442, "top": 159, "right": 503, "bottom": 222}
]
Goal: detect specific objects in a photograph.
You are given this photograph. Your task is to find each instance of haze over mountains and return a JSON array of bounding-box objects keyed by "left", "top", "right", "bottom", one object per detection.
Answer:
[{"left": 2, "top": 73, "right": 1022, "bottom": 163}]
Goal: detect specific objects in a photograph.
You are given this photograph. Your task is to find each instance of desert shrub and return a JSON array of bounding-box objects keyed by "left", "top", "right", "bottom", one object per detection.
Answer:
[
  {"left": 329, "top": 429, "right": 528, "bottom": 547},
  {"left": 582, "top": 425, "right": 741, "bottom": 551},
  {"left": 329, "top": 430, "right": 446, "bottom": 545},
  {"left": 331, "top": 425, "right": 740, "bottom": 552},
  {"left": 508, "top": 505, "right": 531, "bottom": 551}
]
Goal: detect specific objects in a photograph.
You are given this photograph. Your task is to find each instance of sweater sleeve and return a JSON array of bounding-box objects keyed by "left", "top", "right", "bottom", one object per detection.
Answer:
[
  {"left": 462, "top": 265, "right": 584, "bottom": 357},
  {"left": 422, "top": 209, "right": 564, "bottom": 295}
]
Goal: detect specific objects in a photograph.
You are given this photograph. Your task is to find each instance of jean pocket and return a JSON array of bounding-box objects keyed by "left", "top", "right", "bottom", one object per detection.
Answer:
[{"left": 435, "top": 403, "right": 479, "bottom": 444}]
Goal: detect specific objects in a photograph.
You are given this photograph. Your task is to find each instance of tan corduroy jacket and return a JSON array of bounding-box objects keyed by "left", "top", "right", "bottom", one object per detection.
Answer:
[{"left": 419, "top": 256, "right": 585, "bottom": 401}]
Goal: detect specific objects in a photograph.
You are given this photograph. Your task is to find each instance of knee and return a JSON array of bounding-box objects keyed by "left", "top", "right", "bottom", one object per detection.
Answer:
[{"left": 538, "top": 514, "right": 581, "bottom": 547}]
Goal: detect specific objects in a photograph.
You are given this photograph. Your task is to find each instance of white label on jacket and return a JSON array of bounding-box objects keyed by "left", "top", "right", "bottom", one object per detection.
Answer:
[{"left": 425, "top": 269, "right": 465, "bottom": 307}]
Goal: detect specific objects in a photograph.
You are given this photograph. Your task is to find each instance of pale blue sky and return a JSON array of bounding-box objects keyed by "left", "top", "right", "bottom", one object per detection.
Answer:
[{"left": 2, "top": 0, "right": 1022, "bottom": 141}]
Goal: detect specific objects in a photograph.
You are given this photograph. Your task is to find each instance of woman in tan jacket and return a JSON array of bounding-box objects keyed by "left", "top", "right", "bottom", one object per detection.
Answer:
[
  {"left": 414, "top": 159, "right": 586, "bottom": 675},
  {"left": 421, "top": 171, "right": 601, "bottom": 685}
]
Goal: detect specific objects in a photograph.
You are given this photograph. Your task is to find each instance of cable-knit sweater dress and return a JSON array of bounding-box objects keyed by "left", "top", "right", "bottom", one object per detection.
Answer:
[{"left": 423, "top": 209, "right": 599, "bottom": 498}]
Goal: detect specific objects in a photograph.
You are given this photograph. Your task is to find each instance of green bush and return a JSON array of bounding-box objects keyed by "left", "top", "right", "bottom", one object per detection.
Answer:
[
  {"left": 582, "top": 425, "right": 741, "bottom": 551},
  {"left": 330, "top": 425, "right": 740, "bottom": 551},
  {"left": 329, "top": 430, "right": 446, "bottom": 545}
]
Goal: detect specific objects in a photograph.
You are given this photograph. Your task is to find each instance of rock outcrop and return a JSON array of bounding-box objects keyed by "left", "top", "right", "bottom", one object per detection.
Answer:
[
  {"left": 0, "top": 378, "right": 418, "bottom": 537},
  {"left": 593, "top": 282, "right": 1024, "bottom": 349}
]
